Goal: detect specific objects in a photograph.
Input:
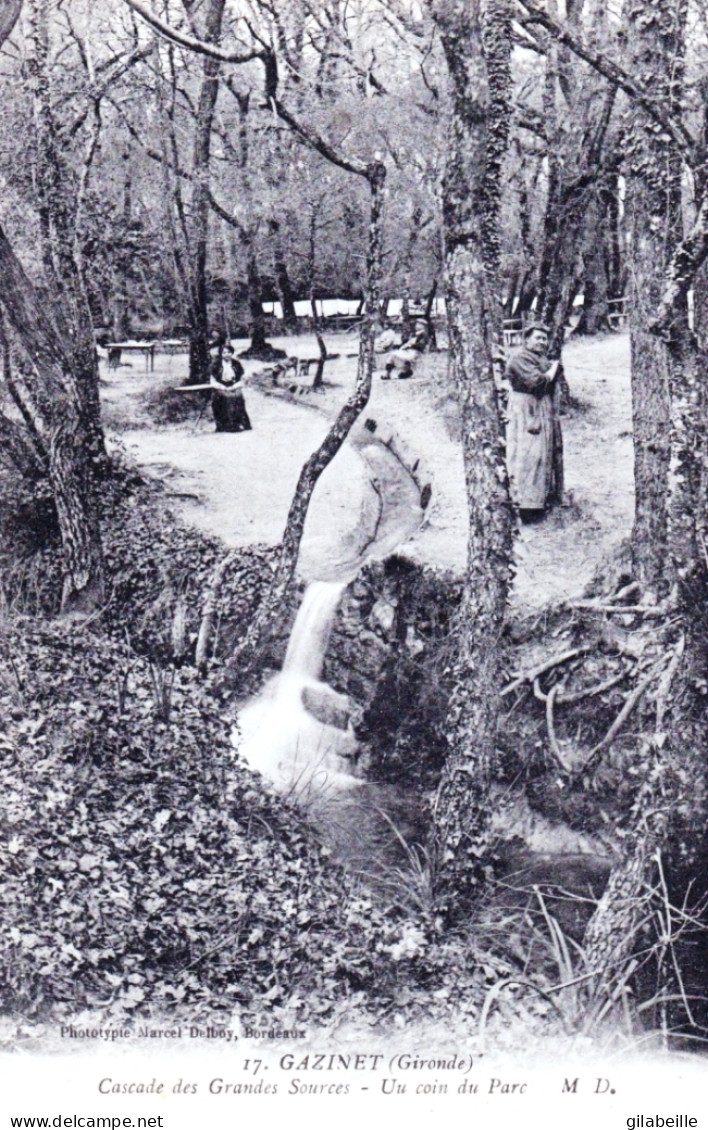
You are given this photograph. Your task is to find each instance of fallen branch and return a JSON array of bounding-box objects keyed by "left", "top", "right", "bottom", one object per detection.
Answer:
[
  {"left": 569, "top": 602, "right": 658, "bottom": 615},
  {"left": 532, "top": 666, "right": 630, "bottom": 705},
  {"left": 502, "top": 645, "right": 591, "bottom": 697},
  {"left": 613, "top": 581, "right": 640, "bottom": 602},
  {"left": 579, "top": 654, "right": 670, "bottom": 771}
]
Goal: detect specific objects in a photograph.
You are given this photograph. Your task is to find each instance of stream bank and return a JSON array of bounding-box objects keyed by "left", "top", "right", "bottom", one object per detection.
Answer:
[{"left": 103, "top": 331, "right": 633, "bottom": 918}]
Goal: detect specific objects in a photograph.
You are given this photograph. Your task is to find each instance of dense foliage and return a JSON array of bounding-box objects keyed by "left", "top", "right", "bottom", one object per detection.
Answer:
[{"left": 0, "top": 466, "right": 476, "bottom": 1029}]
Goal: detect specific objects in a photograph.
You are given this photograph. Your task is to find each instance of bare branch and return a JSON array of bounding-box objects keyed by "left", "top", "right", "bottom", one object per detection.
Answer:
[
  {"left": 512, "top": 22, "right": 546, "bottom": 55},
  {"left": 515, "top": 0, "right": 700, "bottom": 168},
  {"left": 271, "top": 95, "right": 368, "bottom": 179},
  {"left": 69, "top": 43, "right": 157, "bottom": 137},
  {"left": 121, "top": 0, "right": 264, "bottom": 64},
  {"left": 0, "top": 0, "right": 21, "bottom": 52},
  {"left": 104, "top": 92, "right": 244, "bottom": 232}
]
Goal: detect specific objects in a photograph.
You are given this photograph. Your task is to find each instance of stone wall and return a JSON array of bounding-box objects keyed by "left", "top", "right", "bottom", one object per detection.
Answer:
[{"left": 323, "top": 556, "right": 462, "bottom": 787}]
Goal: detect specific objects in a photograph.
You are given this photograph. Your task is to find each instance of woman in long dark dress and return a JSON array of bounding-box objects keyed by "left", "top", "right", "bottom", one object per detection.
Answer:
[{"left": 210, "top": 345, "right": 252, "bottom": 432}]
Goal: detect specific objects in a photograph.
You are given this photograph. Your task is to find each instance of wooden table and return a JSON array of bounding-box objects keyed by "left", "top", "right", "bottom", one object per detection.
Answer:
[{"left": 106, "top": 341, "right": 157, "bottom": 371}]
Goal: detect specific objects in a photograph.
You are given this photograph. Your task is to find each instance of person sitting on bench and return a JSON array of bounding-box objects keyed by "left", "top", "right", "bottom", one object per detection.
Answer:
[{"left": 210, "top": 345, "right": 252, "bottom": 432}]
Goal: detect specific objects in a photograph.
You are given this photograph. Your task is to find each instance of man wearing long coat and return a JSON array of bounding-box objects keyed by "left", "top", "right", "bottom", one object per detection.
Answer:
[{"left": 504, "top": 324, "right": 563, "bottom": 519}]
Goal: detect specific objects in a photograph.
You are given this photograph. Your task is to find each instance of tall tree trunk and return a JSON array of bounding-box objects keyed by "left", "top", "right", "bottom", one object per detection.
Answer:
[
  {"left": 582, "top": 0, "right": 708, "bottom": 1020},
  {"left": 603, "top": 171, "right": 623, "bottom": 300},
  {"left": 574, "top": 191, "right": 611, "bottom": 334},
  {"left": 111, "top": 156, "right": 134, "bottom": 340},
  {"left": 428, "top": 0, "right": 513, "bottom": 915},
  {"left": 239, "top": 236, "right": 272, "bottom": 357},
  {"left": 186, "top": 0, "right": 226, "bottom": 384},
  {"left": 536, "top": 0, "right": 564, "bottom": 349},
  {"left": 0, "top": 226, "right": 104, "bottom": 611},
  {"left": 25, "top": 0, "right": 105, "bottom": 463},
  {"left": 229, "top": 91, "right": 281, "bottom": 359},
  {"left": 269, "top": 219, "right": 299, "bottom": 334},
  {"left": 626, "top": 0, "right": 686, "bottom": 593}
]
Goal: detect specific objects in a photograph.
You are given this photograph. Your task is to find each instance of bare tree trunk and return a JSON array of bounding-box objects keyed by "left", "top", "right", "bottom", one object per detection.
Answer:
[
  {"left": 227, "top": 163, "right": 386, "bottom": 675},
  {"left": 603, "top": 171, "right": 623, "bottom": 300},
  {"left": 185, "top": 0, "right": 226, "bottom": 384},
  {"left": 111, "top": 157, "right": 134, "bottom": 340},
  {"left": 225, "top": 91, "right": 284, "bottom": 361},
  {"left": 0, "top": 226, "right": 104, "bottom": 611},
  {"left": 25, "top": 0, "right": 105, "bottom": 463},
  {"left": 241, "top": 237, "right": 271, "bottom": 357},
  {"left": 428, "top": 0, "right": 514, "bottom": 915},
  {"left": 269, "top": 218, "right": 299, "bottom": 333},
  {"left": 536, "top": 0, "right": 564, "bottom": 345},
  {"left": 48, "top": 418, "right": 105, "bottom": 613},
  {"left": 423, "top": 278, "right": 439, "bottom": 351}
]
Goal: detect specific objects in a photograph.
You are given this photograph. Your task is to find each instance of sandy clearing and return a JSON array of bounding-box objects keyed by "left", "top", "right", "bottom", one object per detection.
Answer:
[{"left": 102, "top": 330, "right": 634, "bottom": 613}]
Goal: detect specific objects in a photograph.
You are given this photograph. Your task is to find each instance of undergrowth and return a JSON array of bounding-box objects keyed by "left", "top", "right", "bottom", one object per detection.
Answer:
[
  {"left": 0, "top": 615, "right": 451, "bottom": 1027},
  {"left": 0, "top": 460, "right": 493, "bottom": 1038},
  {"left": 2, "top": 454, "right": 706, "bottom": 1049}
]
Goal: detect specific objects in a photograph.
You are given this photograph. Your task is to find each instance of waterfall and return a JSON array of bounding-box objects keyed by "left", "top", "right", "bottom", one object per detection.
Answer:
[
  {"left": 236, "top": 436, "right": 423, "bottom": 799},
  {"left": 282, "top": 581, "right": 344, "bottom": 679},
  {"left": 236, "top": 580, "right": 359, "bottom": 793}
]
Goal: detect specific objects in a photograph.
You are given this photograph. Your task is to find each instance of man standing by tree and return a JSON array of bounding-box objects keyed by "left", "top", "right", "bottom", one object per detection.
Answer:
[{"left": 504, "top": 323, "right": 562, "bottom": 520}]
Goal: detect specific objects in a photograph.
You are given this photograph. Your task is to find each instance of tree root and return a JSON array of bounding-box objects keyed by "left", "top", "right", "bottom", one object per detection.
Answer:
[
  {"left": 543, "top": 682, "right": 572, "bottom": 771},
  {"left": 570, "top": 583, "right": 678, "bottom": 620},
  {"left": 654, "top": 633, "right": 685, "bottom": 731},
  {"left": 527, "top": 663, "right": 632, "bottom": 772}
]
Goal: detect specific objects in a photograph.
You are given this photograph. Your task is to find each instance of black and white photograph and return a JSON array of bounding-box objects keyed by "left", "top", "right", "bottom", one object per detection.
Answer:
[{"left": 0, "top": 0, "right": 707, "bottom": 1123}]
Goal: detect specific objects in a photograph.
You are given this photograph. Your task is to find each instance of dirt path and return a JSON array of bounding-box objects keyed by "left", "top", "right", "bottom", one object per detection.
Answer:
[
  {"left": 511, "top": 333, "right": 634, "bottom": 616},
  {"left": 102, "top": 331, "right": 634, "bottom": 614}
]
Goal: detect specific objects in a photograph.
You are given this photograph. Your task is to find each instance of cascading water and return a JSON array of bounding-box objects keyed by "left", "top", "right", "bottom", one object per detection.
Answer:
[
  {"left": 237, "top": 440, "right": 424, "bottom": 798},
  {"left": 235, "top": 440, "right": 429, "bottom": 897},
  {"left": 281, "top": 580, "right": 343, "bottom": 679},
  {"left": 237, "top": 580, "right": 359, "bottom": 793}
]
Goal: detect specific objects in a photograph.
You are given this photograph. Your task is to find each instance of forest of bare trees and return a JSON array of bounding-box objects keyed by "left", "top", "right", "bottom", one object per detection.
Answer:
[{"left": 2, "top": 0, "right": 708, "bottom": 1053}]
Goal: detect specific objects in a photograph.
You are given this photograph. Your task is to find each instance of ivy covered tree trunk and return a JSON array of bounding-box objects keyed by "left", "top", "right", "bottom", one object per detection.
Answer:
[
  {"left": 25, "top": 0, "right": 105, "bottom": 464},
  {"left": 0, "top": 226, "right": 104, "bottom": 612},
  {"left": 581, "top": 0, "right": 708, "bottom": 1011},
  {"left": 428, "top": 0, "right": 514, "bottom": 915},
  {"left": 626, "top": 0, "right": 685, "bottom": 593}
]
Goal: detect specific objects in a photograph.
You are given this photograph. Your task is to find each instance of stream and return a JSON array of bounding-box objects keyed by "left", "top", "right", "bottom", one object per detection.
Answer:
[
  {"left": 236, "top": 438, "right": 431, "bottom": 897},
  {"left": 235, "top": 435, "right": 613, "bottom": 911}
]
